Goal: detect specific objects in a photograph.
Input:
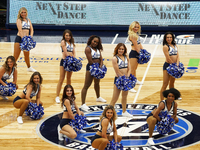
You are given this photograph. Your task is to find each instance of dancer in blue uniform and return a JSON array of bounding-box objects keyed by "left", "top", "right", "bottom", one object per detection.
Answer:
[
  {"left": 146, "top": 88, "right": 180, "bottom": 145},
  {"left": 0, "top": 56, "right": 18, "bottom": 100},
  {"left": 13, "top": 72, "right": 43, "bottom": 124},
  {"left": 110, "top": 43, "right": 133, "bottom": 117},
  {"left": 80, "top": 35, "right": 106, "bottom": 111},
  {"left": 55, "top": 29, "right": 76, "bottom": 103},
  {"left": 57, "top": 84, "right": 84, "bottom": 140},
  {"left": 91, "top": 105, "right": 122, "bottom": 150},
  {"left": 128, "top": 21, "right": 144, "bottom": 93},
  {"left": 160, "top": 32, "right": 181, "bottom": 100},
  {"left": 14, "top": 7, "right": 36, "bottom": 72}
]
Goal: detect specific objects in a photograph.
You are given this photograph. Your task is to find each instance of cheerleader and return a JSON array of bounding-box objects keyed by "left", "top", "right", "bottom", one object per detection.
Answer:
[
  {"left": 14, "top": 7, "right": 36, "bottom": 72},
  {"left": 80, "top": 35, "right": 106, "bottom": 111},
  {"left": 160, "top": 32, "right": 181, "bottom": 100},
  {"left": 0, "top": 56, "right": 18, "bottom": 100},
  {"left": 55, "top": 29, "right": 76, "bottom": 104},
  {"left": 110, "top": 43, "right": 133, "bottom": 117},
  {"left": 13, "top": 72, "right": 43, "bottom": 124},
  {"left": 91, "top": 105, "right": 122, "bottom": 150},
  {"left": 128, "top": 21, "right": 143, "bottom": 93},
  {"left": 57, "top": 85, "right": 84, "bottom": 140},
  {"left": 146, "top": 88, "right": 180, "bottom": 145}
]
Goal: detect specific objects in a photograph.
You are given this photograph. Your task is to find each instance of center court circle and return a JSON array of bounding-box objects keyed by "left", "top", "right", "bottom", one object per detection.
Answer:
[{"left": 36, "top": 103, "right": 200, "bottom": 150}]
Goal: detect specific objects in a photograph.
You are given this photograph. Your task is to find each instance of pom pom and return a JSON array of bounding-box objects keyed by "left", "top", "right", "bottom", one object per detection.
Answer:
[
  {"left": 138, "top": 49, "right": 151, "bottom": 64},
  {"left": 115, "top": 74, "right": 137, "bottom": 91},
  {"left": 156, "top": 111, "right": 175, "bottom": 135},
  {"left": 89, "top": 63, "right": 107, "bottom": 79},
  {"left": 166, "top": 62, "right": 185, "bottom": 78},
  {"left": 25, "top": 102, "right": 44, "bottom": 120},
  {"left": 63, "top": 56, "right": 82, "bottom": 72},
  {"left": 69, "top": 114, "right": 87, "bottom": 133},
  {"left": 0, "top": 82, "right": 16, "bottom": 96},
  {"left": 20, "top": 36, "right": 36, "bottom": 51},
  {"left": 105, "top": 140, "right": 123, "bottom": 150}
]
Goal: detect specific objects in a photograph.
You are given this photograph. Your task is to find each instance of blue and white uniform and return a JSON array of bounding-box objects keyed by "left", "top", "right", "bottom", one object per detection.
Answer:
[
  {"left": 167, "top": 44, "right": 178, "bottom": 56},
  {"left": 61, "top": 42, "right": 74, "bottom": 52},
  {"left": 158, "top": 100, "right": 175, "bottom": 114},
  {"left": 129, "top": 35, "right": 140, "bottom": 59},
  {"left": 21, "top": 19, "right": 30, "bottom": 30},
  {"left": 116, "top": 55, "right": 128, "bottom": 69},
  {"left": 63, "top": 98, "right": 76, "bottom": 113},
  {"left": 163, "top": 44, "right": 178, "bottom": 70},
  {"left": 130, "top": 36, "right": 141, "bottom": 46},
  {"left": 98, "top": 117, "right": 113, "bottom": 134},
  {"left": 86, "top": 46, "right": 101, "bottom": 71},
  {"left": 23, "top": 84, "right": 40, "bottom": 98},
  {"left": 1, "top": 68, "right": 15, "bottom": 82},
  {"left": 89, "top": 46, "right": 100, "bottom": 59}
]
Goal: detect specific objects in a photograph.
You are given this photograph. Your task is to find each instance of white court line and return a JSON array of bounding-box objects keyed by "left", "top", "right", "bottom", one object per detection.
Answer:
[
  {"left": 133, "top": 45, "right": 158, "bottom": 104},
  {"left": 111, "top": 33, "right": 119, "bottom": 44}
]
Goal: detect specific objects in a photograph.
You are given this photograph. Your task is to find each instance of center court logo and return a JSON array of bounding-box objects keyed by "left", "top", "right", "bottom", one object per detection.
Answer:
[{"left": 37, "top": 104, "right": 200, "bottom": 150}]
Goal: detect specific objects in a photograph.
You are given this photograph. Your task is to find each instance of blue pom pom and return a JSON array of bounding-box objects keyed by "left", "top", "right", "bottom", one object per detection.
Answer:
[
  {"left": 25, "top": 102, "right": 44, "bottom": 120},
  {"left": 20, "top": 36, "right": 36, "bottom": 51},
  {"left": 0, "top": 82, "right": 16, "bottom": 96},
  {"left": 89, "top": 63, "right": 107, "bottom": 79},
  {"left": 115, "top": 74, "right": 137, "bottom": 91},
  {"left": 69, "top": 114, "right": 87, "bottom": 133},
  {"left": 63, "top": 56, "right": 82, "bottom": 72},
  {"left": 105, "top": 140, "right": 123, "bottom": 150},
  {"left": 156, "top": 111, "right": 175, "bottom": 134},
  {"left": 166, "top": 62, "right": 184, "bottom": 78},
  {"left": 138, "top": 49, "right": 151, "bottom": 64}
]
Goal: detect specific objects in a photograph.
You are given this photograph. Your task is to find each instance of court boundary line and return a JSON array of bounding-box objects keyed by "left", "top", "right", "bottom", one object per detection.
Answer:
[{"left": 133, "top": 45, "right": 158, "bottom": 104}]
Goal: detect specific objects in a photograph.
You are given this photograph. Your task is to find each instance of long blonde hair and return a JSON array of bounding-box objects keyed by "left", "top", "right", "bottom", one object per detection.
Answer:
[
  {"left": 128, "top": 21, "right": 141, "bottom": 40},
  {"left": 100, "top": 105, "right": 117, "bottom": 122},
  {"left": 17, "top": 7, "right": 28, "bottom": 20}
]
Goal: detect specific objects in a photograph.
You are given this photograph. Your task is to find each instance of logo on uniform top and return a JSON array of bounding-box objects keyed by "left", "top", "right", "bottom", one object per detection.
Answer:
[{"left": 36, "top": 104, "right": 200, "bottom": 150}]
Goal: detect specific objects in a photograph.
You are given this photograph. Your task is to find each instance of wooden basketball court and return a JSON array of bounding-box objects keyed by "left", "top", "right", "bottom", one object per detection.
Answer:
[{"left": 0, "top": 41, "right": 200, "bottom": 150}]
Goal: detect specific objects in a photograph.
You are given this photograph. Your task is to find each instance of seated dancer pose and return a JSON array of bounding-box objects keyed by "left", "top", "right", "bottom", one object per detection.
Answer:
[
  {"left": 160, "top": 32, "right": 182, "bottom": 100},
  {"left": 55, "top": 29, "right": 76, "bottom": 104},
  {"left": 13, "top": 72, "right": 43, "bottom": 124},
  {"left": 110, "top": 43, "right": 134, "bottom": 118},
  {"left": 91, "top": 105, "right": 122, "bottom": 150},
  {"left": 146, "top": 88, "right": 180, "bottom": 145},
  {"left": 0, "top": 56, "right": 18, "bottom": 100},
  {"left": 58, "top": 84, "right": 85, "bottom": 140},
  {"left": 80, "top": 35, "right": 106, "bottom": 111}
]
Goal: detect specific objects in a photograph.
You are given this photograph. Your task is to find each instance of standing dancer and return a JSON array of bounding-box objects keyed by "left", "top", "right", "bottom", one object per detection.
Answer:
[
  {"left": 110, "top": 43, "right": 133, "bottom": 117},
  {"left": 57, "top": 85, "right": 84, "bottom": 140},
  {"left": 146, "top": 88, "right": 180, "bottom": 145},
  {"left": 55, "top": 29, "right": 76, "bottom": 103},
  {"left": 14, "top": 7, "right": 36, "bottom": 72},
  {"left": 80, "top": 35, "right": 106, "bottom": 111},
  {"left": 0, "top": 56, "right": 18, "bottom": 100},
  {"left": 13, "top": 72, "right": 43, "bottom": 124},
  {"left": 128, "top": 21, "right": 143, "bottom": 93},
  {"left": 160, "top": 32, "right": 181, "bottom": 100},
  {"left": 91, "top": 105, "right": 122, "bottom": 150}
]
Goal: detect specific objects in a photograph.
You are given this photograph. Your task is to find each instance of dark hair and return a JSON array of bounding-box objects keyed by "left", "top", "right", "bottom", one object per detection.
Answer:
[
  {"left": 113, "top": 43, "right": 127, "bottom": 57},
  {"left": 25, "top": 72, "right": 43, "bottom": 92},
  {"left": 62, "top": 29, "right": 75, "bottom": 46},
  {"left": 87, "top": 35, "right": 103, "bottom": 51},
  {"left": 163, "top": 31, "right": 176, "bottom": 46},
  {"left": 61, "top": 84, "right": 76, "bottom": 107},
  {"left": 163, "top": 88, "right": 181, "bottom": 100},
  {"left": 3, "top": 56, "right": 17, "bottom": 72}
]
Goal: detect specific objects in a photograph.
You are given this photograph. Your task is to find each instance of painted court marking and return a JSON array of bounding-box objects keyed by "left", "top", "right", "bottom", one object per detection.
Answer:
[{"left": 133, "top": 45, "right": 158, "bottom": 104}]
